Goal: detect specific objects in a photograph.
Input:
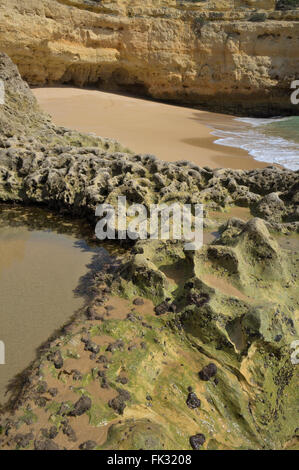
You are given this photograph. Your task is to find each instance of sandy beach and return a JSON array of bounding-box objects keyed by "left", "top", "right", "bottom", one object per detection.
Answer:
[{"left": 33, "top": 87, "right": 266, "bottom": 170}]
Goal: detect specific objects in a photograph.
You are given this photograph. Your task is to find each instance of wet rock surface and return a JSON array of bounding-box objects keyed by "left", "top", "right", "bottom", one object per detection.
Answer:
[
  {"left": 34, "top": 439, "right": 60, "bottom": 451},
  {"left": 198, "top": 363, "right": 218, "bottom": 382},
  {"left": 69, "top": 396, "right": 92, "bottom": 417},
  {"left": 79, "top": 440, "right": 97, "bottom": 450},
  {"left": 186, "top": 392, "right": 201, "bottom": 410},
  {"left": 189, "top": 433, "right": 206, "bottom": 450}
]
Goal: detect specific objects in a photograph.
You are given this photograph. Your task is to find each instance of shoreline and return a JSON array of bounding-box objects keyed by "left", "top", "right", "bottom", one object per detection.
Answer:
[{"left": 32, "top": 87, "right": 268, "bottom": 171}]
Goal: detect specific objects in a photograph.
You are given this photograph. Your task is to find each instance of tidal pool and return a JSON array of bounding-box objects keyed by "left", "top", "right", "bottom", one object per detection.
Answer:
[{"left": 0, "top": 205, "right": 112, "bottom": 405}]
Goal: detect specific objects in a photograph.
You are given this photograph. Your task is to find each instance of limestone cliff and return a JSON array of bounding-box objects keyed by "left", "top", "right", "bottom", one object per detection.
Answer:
[{"left": 0, "top": 0, "right": 298, "bottom": 116}]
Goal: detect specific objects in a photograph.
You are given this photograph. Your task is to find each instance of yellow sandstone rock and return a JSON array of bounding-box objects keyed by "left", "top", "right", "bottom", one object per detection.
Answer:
[{"left": 0, "top": 0, "right": 298, "bottom": 115}]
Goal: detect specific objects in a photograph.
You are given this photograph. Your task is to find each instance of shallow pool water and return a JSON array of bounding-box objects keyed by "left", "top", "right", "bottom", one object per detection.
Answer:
[{"left": 0, "top": 205, "right": 111, "bottom": 404}]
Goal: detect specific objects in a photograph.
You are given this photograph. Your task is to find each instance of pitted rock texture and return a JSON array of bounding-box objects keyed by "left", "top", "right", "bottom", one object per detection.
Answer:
[
  {"left": 0, "top": 0, "right": 299, "bottom": 116},
  {"left": 1, "top": 139, "right": 298, "bottom": 229}
]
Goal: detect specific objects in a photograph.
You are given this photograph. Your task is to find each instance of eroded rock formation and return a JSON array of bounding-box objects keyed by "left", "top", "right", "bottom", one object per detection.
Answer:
[{"left": 0, "top": 54, "right": 298, "bottom": 450}]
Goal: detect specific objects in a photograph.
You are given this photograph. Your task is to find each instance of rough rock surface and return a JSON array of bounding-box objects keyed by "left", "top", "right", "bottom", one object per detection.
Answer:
[
  {"left": 0, "top": 0, "right": 299, "bottom": 116},
  {"left": 0, "top": 54, "right": 298, "bottom": 451}
]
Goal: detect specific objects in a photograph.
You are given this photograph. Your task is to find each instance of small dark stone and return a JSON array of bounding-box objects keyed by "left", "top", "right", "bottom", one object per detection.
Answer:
[
  {"left": 97, "top": 355, "right": 108, "bottom": 364},
  {"left": 108, "top": 388, "right": 131, "bottom": 415},
  {"left": 59, "top": 402, "right": 71, "bottom": 416},
  {"left": 34, "top": 439, "right": 60, "bottom": 450},
  {"left": 106, "top": 340, "right": 124, "bottom": 353},
  {"left": 14, "top": 433, "right": 34, "bottom": 449},
  {"left": 186, "top": 392, "right": 201, "bottom": 409},
  {"left": 101, "top": 377, "right": 110, "bottom": 389},
  {"left": 79, "top": 440, "right": 97, "bottom": 450},
  {"left": 117, "top": 388, "right": 131, "bottom": 401},
  {"left": 108, "top": 397, "right": 126, "bottom": 415},
  {"left": 189, "top": 433, "right": 206, "bottom": 450},
  {"left": 48, "top": 350, "right": 63, "bottom": 369},
  {"left": 105, "top": 305, "right": 114, "bottom": 312},
  {"left": 48, "top": 426, "right": 59, "bottom": 439},
  {"left": 133, "top": 298, "right": 144, "bottom": 306},
  {"left": 199, "top": 363, "right": 217, "bottom": 381},
  {"left": 48, "top": 388, "right": 58, "bottom": 397},
  {"left": 81, "top": 335, "right": 90, "bottom": 344},
  {"left": 35, "top": 397, "right": 47, "bottom": 408},
  {"left": 154, "top": 300, "right": 176, "bottom": 316},
  {"left": 274, "top": 334, "right": 282, "bottom": 342},
  {"left": 86, "top": 306, "right": 97, "bottom": 320},
  {"left": 69, "top": 395, "right": 92, "bottom": 417},
  {"left": 127, "top": 313, "right": 137, "bottom": 322},
  {"left": 72, "top": 369, "right": 83, "bottom": 381},
  {"left": 84, "top": 340, "right": 100, "bottom": 354},
  {"left": 41, "top": 426, "right": 58, "bottom": 440},
  {"left": 116, "top": 376, "right": 128, "bottom": 385},
  {"left": 62, "top": 423, "right": 77, "bottom": 442}
]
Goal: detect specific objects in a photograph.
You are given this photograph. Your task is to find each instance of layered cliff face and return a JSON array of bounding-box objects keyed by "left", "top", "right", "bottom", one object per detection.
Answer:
[{"left": 0, "top": 0, "right": 298, "bottom": 115}]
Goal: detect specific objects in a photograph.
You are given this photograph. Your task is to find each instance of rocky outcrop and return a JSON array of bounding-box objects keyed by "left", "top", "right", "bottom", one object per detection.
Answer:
[
  {"left": 0, "top": 0, "right": 299, "bottom": 116},
  {"left": 0, "top": 54, "right": 298, "bottom": 451},
  {"left": 1, "top": 125, "right": 298, "bottom": 228},
  {"left": 1, "top": 213, "right": 298, "bottom": 450},
  {"left": 0, "top": 52, "right": 131, "bottom": 148}
]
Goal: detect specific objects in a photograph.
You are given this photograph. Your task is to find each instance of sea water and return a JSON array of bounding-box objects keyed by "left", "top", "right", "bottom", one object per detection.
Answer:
[{"left": 213, "top": 116, "right": 299, "bottom": 171}]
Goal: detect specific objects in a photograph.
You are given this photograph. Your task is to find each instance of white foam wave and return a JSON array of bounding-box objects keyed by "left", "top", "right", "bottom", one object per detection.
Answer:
[
  {"left": 212, "top": 118, "right": 299, "bottom": 171},
  {"left": 235, "top": 117, "right": 289, "bottom": 127}
]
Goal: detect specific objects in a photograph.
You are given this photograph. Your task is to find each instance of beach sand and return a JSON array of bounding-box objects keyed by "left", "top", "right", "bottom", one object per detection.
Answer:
[{"left": 33, "top": 87, "right": 266, "bottom": 170}]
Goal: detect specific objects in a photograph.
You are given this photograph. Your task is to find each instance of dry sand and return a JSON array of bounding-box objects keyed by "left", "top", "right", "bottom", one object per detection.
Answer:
[{"left": 33, "top": 87, "right": 266, "bottom": 170}]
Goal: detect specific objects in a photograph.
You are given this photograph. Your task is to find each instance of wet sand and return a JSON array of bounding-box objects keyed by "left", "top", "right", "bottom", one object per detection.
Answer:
[{"left": 33, "top": 87, "right": 267, "bottom": 170}]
